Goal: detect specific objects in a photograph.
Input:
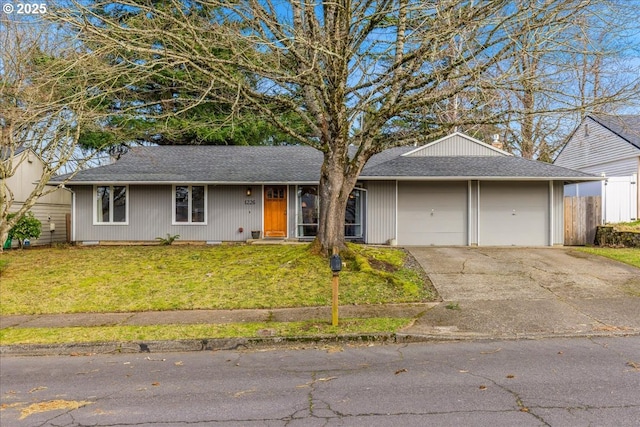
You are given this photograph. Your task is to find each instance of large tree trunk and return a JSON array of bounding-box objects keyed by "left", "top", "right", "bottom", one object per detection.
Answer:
[{"left": 314, "top": 148, "right": 362, "bottom": 256}]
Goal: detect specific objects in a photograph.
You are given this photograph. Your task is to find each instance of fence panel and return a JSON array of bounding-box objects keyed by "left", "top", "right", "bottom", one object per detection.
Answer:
[{"left": 564, "top": 196, "right": 602, "bottom": 245}]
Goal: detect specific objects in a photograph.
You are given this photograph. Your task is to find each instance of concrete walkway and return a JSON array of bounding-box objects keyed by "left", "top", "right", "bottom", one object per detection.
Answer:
[{"left": 1, "top": 247, "right": 639, "bottom": 355}]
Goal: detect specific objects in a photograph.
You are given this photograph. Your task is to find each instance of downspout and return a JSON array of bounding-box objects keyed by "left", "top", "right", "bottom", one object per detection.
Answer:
[
  {"left": 69, "top": 187, "right": 76, "bottom": 242},
  {"left": 467, "top": 180, "right": 471, "bottom": 246},
  {"left": 601, "top": 173, "right": 607, "bottom": 224},
  {"left": 549, "top": 181, "right": 554, "bottom": 246},
  {"left": 632, "top": 173, "right": 638, "bottom": 220},
  {"left": 61, "top": 185, "right": 75, "bottom": 243},
  {"left": 394, "top": 180, "right": 398, "bottom": 245},
  {"left": 477, "top": 181, "right": 481, "bottom": 245}
]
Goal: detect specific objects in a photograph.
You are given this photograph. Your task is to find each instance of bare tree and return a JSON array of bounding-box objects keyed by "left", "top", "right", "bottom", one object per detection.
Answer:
[
  {"left": 53, "top": 0, "right": 611, "bottom": 254},
  {"left": 493, "top": 0, "right": 640, "bottom": 161},
  {"left": 0, "top": 16, "right": 105, "bottom": 250}
]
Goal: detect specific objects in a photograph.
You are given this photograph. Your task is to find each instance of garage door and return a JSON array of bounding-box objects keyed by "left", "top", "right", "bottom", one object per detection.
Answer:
[
  {"left": 398, "top": 182, "right": 467, "bottom": 245},
  {"left": 479, "top": 182, "right": 548, "bottom": 246}
]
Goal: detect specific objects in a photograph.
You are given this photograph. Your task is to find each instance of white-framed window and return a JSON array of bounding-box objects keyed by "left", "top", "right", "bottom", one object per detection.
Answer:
[
  {"left": 95, "top": 185, "right": 128, "bottom": 224},
  {"left": 173, "top": 185, "right": 207, "bottom": 224}
]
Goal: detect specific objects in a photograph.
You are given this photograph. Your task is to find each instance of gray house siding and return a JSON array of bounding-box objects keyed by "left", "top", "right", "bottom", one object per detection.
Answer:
[
  {"left": 72, "top": 185, "right": 263, "bottom": 243},
  {"left": 288, "top": 185, "right": 296, "bottom": 239},
  {"left": 70, "top": 179, "right": 567, "bottom": 247},
  {"left": 209, "top": 185, "right": 263, "bottom": 241},
  {"left": 555, "top": 118, "right": 639, "bottom": 172},
  {"left": 406, "top": 134, "right": 505, "bottom": 157},
  {"left": 580, "top": 158, "right": 638, "bottom": 177},
  {"left": 468, "top": 181, "right": 479, "bottom": 245},
  {"left": 552, "top": 181, "right": 564, "bottom": 245},
  {"left": 364, "top": 181, "right": 396, "bottom": 244}
]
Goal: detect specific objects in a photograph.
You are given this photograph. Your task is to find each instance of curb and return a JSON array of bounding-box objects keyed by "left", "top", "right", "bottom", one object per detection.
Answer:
[
  {"left": 2, "top": 330, "right": 639, "bottom": 357},
  {"left": 0, "top": 334, "right": 397, "bottom": 357}
]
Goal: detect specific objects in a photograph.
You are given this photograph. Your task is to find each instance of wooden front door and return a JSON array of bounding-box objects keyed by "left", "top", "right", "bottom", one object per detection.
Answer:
[{"left": 264, "top": 186, "right": 287, "bottom": 237}]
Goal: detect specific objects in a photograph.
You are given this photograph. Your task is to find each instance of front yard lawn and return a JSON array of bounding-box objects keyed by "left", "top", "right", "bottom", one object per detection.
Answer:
[
  {"left": 576, "top": 247, "right": 640, "bottom": 269},
  {"left": 0, "top": 243, "right": 435, "bottom": 316}
]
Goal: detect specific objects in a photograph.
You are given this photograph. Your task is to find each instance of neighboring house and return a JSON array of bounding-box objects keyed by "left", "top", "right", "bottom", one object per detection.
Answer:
[
  {"left": 554, "top": 115, "right": 640, "bottom": 223},
  {"left": 52, "top": 132, "right": 599, "bottom": 247},
  {"left": 3, "top": 146, "right": 72, "bottom": 247}
]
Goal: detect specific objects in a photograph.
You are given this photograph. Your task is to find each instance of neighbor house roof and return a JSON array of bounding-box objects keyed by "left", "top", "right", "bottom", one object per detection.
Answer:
[
  {"left": 588, "top": 114, "right": 640, "bottom": 151},
  {"left": 1, "top": 144, "right": 28, "bottom": 161},
  {"left": 54, "top": 137, "right": 600, "bottom": 184}
]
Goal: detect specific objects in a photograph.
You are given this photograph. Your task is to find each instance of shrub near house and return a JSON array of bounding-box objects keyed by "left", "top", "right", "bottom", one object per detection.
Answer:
[{"left": 6, "top": 212, "right": 42, "bottom": 248}]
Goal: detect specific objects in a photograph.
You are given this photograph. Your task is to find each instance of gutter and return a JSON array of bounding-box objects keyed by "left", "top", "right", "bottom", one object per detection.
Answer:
[
  {"left": 358, "top": 176, "right": 605, "bottom": 182},
  {"left": 47, "top": 180, "right": 322, "bottom": 186}
]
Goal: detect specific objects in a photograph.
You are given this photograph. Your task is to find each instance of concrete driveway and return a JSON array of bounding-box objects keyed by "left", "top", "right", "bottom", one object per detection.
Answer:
[{"left": 402, "top": 247, "right": 640, "bottom": 339}]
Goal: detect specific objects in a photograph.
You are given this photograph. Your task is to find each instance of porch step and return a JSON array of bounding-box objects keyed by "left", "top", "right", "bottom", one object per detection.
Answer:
[{"left": 249, "top": 239, "right": 305, "bottom": 245}]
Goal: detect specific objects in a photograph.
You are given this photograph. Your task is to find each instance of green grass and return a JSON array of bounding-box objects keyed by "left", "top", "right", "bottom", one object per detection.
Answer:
[
  {"left": 610, "top": 220, "right": 640, "bottom": 232},
  {"left": 0, "top": 243, "right": 434, "bottom": 315},
  {"left": 0, "top": 318, "right": 410, "bottom": 345},
  {"left": 575, "top": 247, "right": 640, "bottom": 269}
]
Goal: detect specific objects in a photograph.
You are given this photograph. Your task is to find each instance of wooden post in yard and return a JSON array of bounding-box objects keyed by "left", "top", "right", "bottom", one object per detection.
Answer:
[
  {"left": 332, "top": 272, "right": 339, "bottom": 326},
  {"left": 330, "top": 247, "right": 342, "bottom": 327}
]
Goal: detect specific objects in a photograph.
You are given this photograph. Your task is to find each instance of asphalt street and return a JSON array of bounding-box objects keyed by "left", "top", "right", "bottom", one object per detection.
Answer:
[{"left": 1, "top": 336, "right": 639, "bottom": 426}]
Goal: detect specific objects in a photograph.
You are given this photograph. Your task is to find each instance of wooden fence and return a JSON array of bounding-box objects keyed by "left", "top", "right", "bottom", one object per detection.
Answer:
[{"left": 564, "top": 196, "right": 602, "bottom": 246}]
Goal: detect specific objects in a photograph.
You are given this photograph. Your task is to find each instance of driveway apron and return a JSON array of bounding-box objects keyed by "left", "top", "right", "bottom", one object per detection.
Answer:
[{"left": 404, "top": 247, "right": 640, "bottom": 338}]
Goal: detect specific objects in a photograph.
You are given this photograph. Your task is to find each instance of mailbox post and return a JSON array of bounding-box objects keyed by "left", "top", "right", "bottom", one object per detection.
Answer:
[{"left": 330, "top": 253, "right": 342, "bottom": 326}]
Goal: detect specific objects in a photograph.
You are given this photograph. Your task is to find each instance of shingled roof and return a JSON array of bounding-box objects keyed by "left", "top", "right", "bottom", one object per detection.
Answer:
[
  {"left": 56, "top": 143, "right": 599, "bottom": 184},
  {"left": 361, "top": 155, "right": 598, "bottom": 180},
  {"left": 57, "top": 146, "right": 324, "bottom": 184}
]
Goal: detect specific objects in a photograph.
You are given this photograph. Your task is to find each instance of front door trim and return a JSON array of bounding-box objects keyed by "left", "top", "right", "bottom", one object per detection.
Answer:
[{"left": 263, "top": 185, "right": 288, "bottom": 238}]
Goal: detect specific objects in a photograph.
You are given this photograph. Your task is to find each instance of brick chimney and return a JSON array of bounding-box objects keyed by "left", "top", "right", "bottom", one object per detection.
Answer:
[{"left": 491, "top": 134, "right": 503, "bottom": 150}]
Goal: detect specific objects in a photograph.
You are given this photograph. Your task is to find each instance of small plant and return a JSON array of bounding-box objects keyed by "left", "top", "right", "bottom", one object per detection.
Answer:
[
  {"left": 156, "top": 233, "right": 180, "bottom": 245},
  {"left": 445, "top": 302, "right": 461, "bottom": 310},
  {"left": 7, "top": 212, "right": 42, "bottom": 248}
]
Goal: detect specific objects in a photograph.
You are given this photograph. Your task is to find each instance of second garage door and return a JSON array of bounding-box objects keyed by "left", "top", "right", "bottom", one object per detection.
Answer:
[
  {"left": 479, "top": 182, "right": 549, "bottom": 246},
  {"left": 398, "top": 182, "right": 467, "bottom": 245}
]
